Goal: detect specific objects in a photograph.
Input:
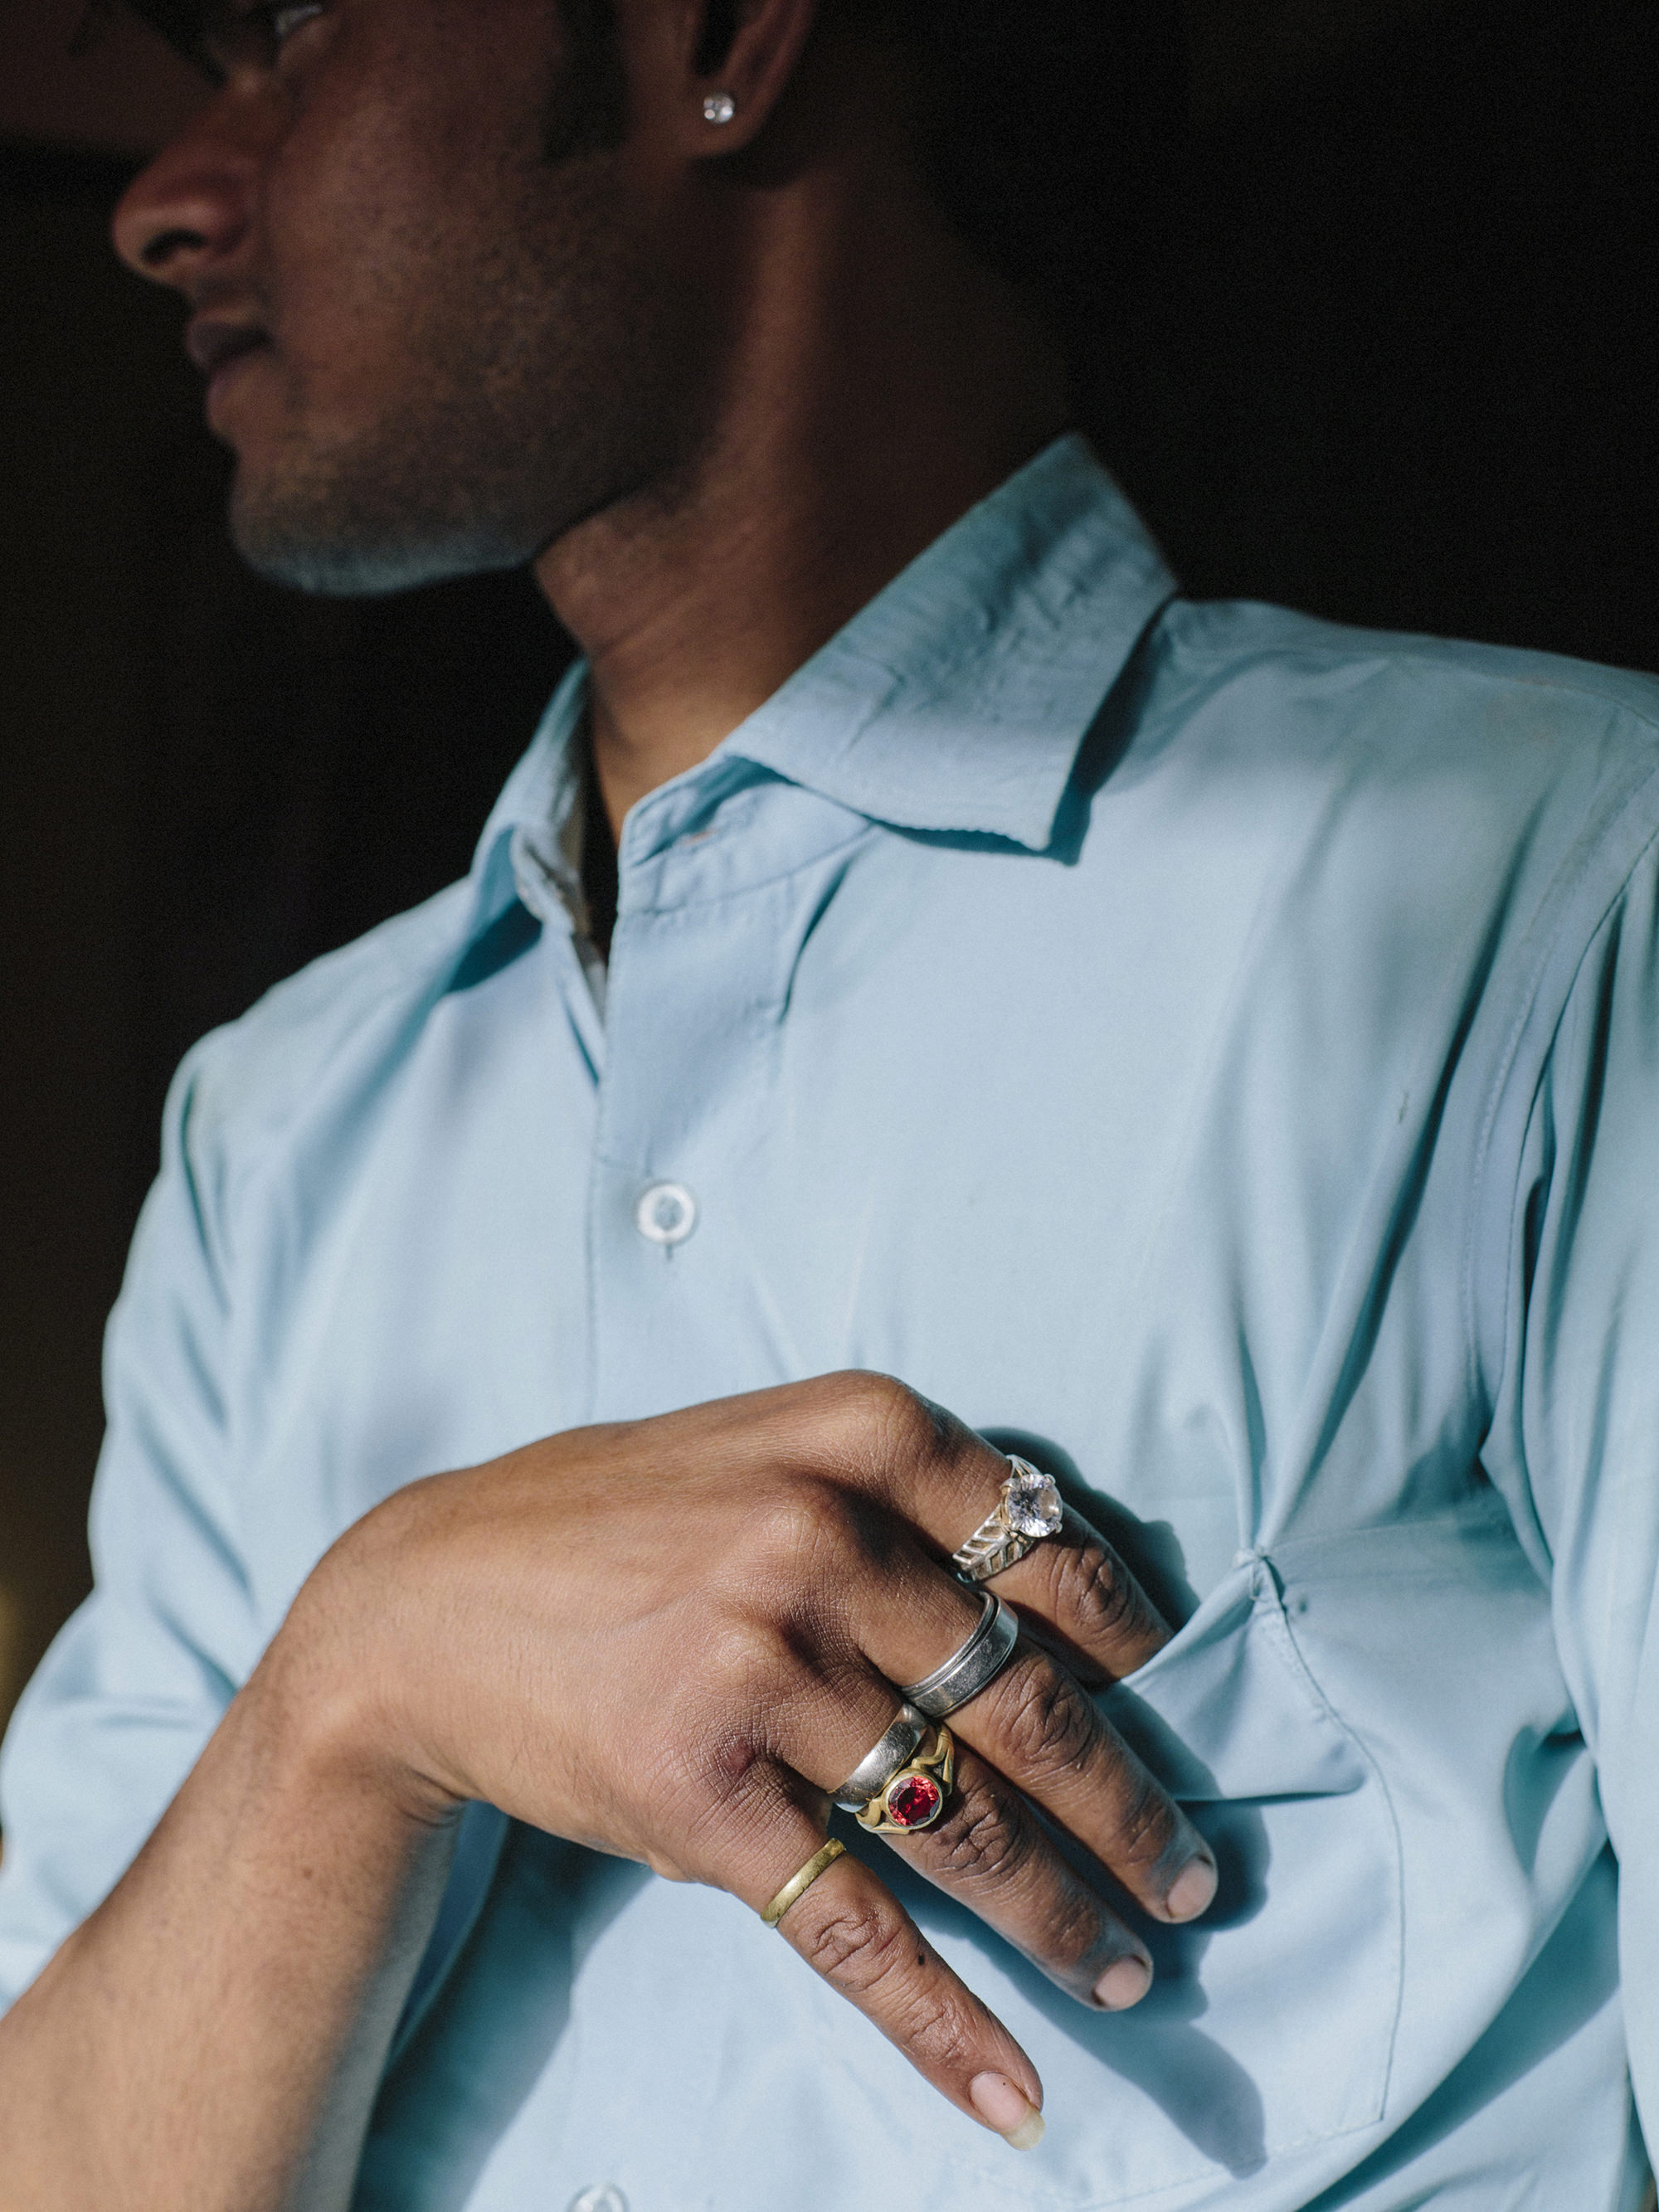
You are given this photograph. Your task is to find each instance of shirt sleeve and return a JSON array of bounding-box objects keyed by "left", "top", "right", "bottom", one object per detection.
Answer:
[
  {"left": 0, "top": 1040, "right": 262, "bottom": 2010},
  {"left": 1480, "top": 817, "right": 1659, "bottom": 2149}
]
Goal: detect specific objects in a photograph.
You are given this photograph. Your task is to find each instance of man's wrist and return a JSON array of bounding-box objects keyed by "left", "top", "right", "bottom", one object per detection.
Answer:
[{"left": 255, "top": 1561, "right": 465, "bottom": 1840}]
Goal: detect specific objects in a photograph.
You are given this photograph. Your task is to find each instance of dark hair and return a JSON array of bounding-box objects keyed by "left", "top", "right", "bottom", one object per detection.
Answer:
[{"left": 703, "top": 0, "right": 1190, "bottom": 318}]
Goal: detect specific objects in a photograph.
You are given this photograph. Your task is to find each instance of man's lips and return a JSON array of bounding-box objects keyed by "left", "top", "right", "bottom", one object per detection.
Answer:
[{"left": 186, "top": 316, "right": 271, "bottom": 384}]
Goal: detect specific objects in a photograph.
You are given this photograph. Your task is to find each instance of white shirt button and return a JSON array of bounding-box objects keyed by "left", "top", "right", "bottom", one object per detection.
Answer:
[
  {"left": 567, "top": 2190, "right": 628, "bottom": 2212},
  {"left": 634, "top": 1181, "right": 698, "bottom": 1246}
]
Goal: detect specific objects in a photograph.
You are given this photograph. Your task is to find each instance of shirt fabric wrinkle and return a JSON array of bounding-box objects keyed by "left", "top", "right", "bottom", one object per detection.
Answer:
[{"left": 3, "top": 434, "right": 1659, "bottom": 2212}]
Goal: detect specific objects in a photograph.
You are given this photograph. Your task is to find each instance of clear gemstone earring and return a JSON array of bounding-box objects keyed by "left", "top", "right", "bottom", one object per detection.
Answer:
[{"left": 702, "top": 92, "right": 737, "bottom": 125}]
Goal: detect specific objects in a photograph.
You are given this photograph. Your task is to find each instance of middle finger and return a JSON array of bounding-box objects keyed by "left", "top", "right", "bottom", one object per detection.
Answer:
[
  {"left": 771, "top": 1657, "right": 1156, "bottom": 2013},
  {"left": 857, "top": 1558, "right": 1217, "bottom": 1926}
]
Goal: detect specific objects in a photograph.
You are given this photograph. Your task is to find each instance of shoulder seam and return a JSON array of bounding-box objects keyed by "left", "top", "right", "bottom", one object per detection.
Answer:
[{"left": 1162, "top": 604, "right": 1659, "bottom": 737}]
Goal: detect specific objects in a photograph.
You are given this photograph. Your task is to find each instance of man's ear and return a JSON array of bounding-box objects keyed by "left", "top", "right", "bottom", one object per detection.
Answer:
[{"left": 646, "top": 0, "right": 824, "bottom": 158}]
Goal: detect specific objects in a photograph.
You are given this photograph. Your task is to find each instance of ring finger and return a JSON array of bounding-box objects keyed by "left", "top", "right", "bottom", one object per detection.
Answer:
[
  {"left": 776, "top": 1641, "right": 1157, "bottom": 2010},
  {"left": 850, "top": 1553, "right": 1217, "bottom": 1928},
  {"left": 878, "top": 1737, "right": 1157, "bottom": 2010}
]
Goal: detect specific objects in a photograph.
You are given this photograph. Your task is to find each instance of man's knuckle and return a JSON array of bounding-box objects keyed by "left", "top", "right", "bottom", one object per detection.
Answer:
[
  {"left": 800, "top": 1896, "right": 913, "bottom": 1995},
  {"left": 755, "top": 1480, "right": 848, "bottom": 1569},
  {"left": 866, "top": 1373, "right": 941, "bottom": 1459},
  {"left": 697, "top": 1607, "right": 822, "bottom": 1722},
  {"left": 697, "top": 1723, "right": 767, "bottom": 1796},
  {"left": 678, "top": 1715, "right": 786, "bottom": 1834},
  {"left": 1059, "top": 1539, "right": 1134, "bottom": 1634},
  {"left": 1105, "top": 1767, "right": 1181, "bottom": 1868},
  {"left": 906, "top": 1994, "right": 974, "bottom": 2065},
  {"left": 700, "top": 1612, "right": 776, "bottom": 1688},
  {"left": 827, "top": 1371, "right": 952, "bottom": 1469},
  {"left": 925, "top": 1782, "right": 1032, "bottom": 1886},
  {"left": 997, "top": 1664, "right": 1096, "bottom": 1771},
  {"left": 1046, "top": 1887, "right": 1112, "bottom": 1972},
  {"left": 810, "top": 1367, "right": 907, "bottom": 1432}
]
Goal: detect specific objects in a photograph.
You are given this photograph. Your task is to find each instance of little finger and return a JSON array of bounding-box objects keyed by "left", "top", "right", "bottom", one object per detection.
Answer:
[{"left": 733, "top": 1796, "right": 1048, "bottom": 2150}]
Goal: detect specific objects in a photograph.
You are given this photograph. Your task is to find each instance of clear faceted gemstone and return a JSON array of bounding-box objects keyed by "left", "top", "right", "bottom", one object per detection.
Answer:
[{"left": 1005, "top": 1469, "right": 1063, "bottom": 1540}]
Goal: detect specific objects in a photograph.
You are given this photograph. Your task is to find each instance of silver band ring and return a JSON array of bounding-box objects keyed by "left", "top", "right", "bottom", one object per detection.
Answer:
[
  {"left": 833, "top": 1702, "right": 930, "bottom": 1811},
  {"left": 951, "top": 1455, "right": 1064, "bottom": 1584},
  {"left": 901, "top": 1594, "right": 1019, "bottom": 1719}
]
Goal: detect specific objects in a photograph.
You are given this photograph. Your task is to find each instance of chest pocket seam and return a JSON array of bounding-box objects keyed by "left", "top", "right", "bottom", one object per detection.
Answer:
[{"left": 1249, "top": 1550, "right": 1408, "bottom": 2138}]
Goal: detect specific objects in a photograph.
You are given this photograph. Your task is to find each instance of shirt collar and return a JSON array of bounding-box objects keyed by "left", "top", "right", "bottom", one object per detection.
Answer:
[
  {"left": 720, "top": 434, "right": 1177, "bottom": 850},
  {"left": 469, "top": 433, "right": 1177, "bottom": 926}
]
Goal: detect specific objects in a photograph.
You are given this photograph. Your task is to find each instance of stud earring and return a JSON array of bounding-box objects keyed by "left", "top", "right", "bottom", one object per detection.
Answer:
[{"left": 703, "top": 92, "right": 737, "bottom": 125}]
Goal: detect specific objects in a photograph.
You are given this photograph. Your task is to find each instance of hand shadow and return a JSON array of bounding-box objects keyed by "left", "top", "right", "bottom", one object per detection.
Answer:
[
  {"left": 913, "top": 1427, "right": 1272, "bottom": 2180},
  {"left": 868, "top": 1770, "right": 1272, "bottom": 2181}
]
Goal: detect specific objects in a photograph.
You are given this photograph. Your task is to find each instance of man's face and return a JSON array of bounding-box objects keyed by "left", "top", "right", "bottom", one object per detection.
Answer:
[{"left": 114, "top": 0, "right": 709, "bottom": 593}]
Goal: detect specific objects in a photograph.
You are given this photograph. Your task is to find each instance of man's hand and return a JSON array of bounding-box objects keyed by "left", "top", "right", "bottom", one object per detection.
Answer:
[
  {"left": 290, "top": 1372, "right": 1217, "bottom": 2141},
  {"left": 0, "top": 1373, "right": 1216, "bottom": 2210}
]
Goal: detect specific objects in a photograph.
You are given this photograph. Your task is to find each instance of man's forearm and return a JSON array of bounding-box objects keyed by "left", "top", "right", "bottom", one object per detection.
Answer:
[
  {"left": 0, "top": 1645, "right": 458, "bottom": 2212},
  {"left": 0, "top": 1380, "right": 1213, "bottom": 2189}
]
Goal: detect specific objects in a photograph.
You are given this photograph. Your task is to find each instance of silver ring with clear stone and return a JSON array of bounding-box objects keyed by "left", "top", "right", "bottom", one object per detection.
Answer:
[
  {"left": 900, "top": 1593, "right": 1019, "bottom": 1719},
  {"left": 951, "top": 1456, "right": 1064, "bottom": 1584},
  {"left": 832, "top": 1703, "right": 930, "bottom": 1812}
]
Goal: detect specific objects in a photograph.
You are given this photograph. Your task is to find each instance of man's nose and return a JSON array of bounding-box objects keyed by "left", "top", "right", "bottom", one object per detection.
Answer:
[{"left": 111, "top": 103, "right": 270, "bottom": 289}]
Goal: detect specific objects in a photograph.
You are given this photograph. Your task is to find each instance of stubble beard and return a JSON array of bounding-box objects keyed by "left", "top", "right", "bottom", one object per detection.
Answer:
[{"left": 230, "top": 152, "right": 700, "bottom": 598}]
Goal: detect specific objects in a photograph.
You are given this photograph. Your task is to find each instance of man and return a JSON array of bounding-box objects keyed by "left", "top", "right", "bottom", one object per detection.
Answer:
[{"left": 2, "top": 0, "right": 1657, "bottom": 2205}]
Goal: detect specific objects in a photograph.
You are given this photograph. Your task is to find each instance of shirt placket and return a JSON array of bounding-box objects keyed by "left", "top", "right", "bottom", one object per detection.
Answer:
[{"left": 584, "top": 770, "right": 868, "bottom": 1425}]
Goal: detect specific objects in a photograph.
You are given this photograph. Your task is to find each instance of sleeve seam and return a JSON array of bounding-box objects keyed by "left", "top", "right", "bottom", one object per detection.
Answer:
[{"left": 1464, "top": 771, "right": 1659, "bottom": 1451}]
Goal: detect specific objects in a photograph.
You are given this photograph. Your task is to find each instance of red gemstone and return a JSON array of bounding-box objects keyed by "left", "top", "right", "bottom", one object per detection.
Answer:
[{"left": 887, "top": 1773, "right": 944, "bottom": 1829}]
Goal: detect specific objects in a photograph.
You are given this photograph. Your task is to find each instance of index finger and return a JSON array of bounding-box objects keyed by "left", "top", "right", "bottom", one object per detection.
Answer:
[
  {"left": 864, "top": 1391, "right": 1172, "bottom": 1681},
  {"left": 994, "top": 1504, "right": 1172, "bottom": 1686}
]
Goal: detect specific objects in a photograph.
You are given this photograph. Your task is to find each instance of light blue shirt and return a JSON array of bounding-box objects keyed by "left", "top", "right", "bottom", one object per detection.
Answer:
[{"left": 5, "top": 436, "right": 1659, "bottom": 2211}]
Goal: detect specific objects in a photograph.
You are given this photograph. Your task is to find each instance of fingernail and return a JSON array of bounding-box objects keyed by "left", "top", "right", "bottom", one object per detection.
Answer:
[
  {"left": 1093, "top": 1953, "right": 1153, "bottom": 2010},
  {"left": 1165, "top": 1852, "right": 1218, "bottom": 1922},
  {"left": 970, "top": 2071, "right": 1046, "bottom": 2150}
]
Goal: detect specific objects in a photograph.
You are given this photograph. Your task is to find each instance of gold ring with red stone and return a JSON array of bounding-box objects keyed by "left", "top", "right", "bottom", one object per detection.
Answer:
[{"left": 855, "top": 1722, "right": 956, "bottom": 1834}]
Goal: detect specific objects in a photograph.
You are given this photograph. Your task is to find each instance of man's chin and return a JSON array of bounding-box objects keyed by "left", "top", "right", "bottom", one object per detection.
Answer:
[{"left": 229, "top": 486, "right": 530, "bottom": 598}]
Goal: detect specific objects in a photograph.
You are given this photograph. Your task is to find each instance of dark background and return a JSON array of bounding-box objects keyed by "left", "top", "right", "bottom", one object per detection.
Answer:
[{"left": 3, "top": 0, "right": 1658, "bottom": 1734}]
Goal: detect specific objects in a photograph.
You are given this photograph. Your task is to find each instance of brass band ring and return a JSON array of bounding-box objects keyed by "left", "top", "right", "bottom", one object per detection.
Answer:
[{"left": 761, "top": 1838, "right": 848, "bottom": 1928}]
